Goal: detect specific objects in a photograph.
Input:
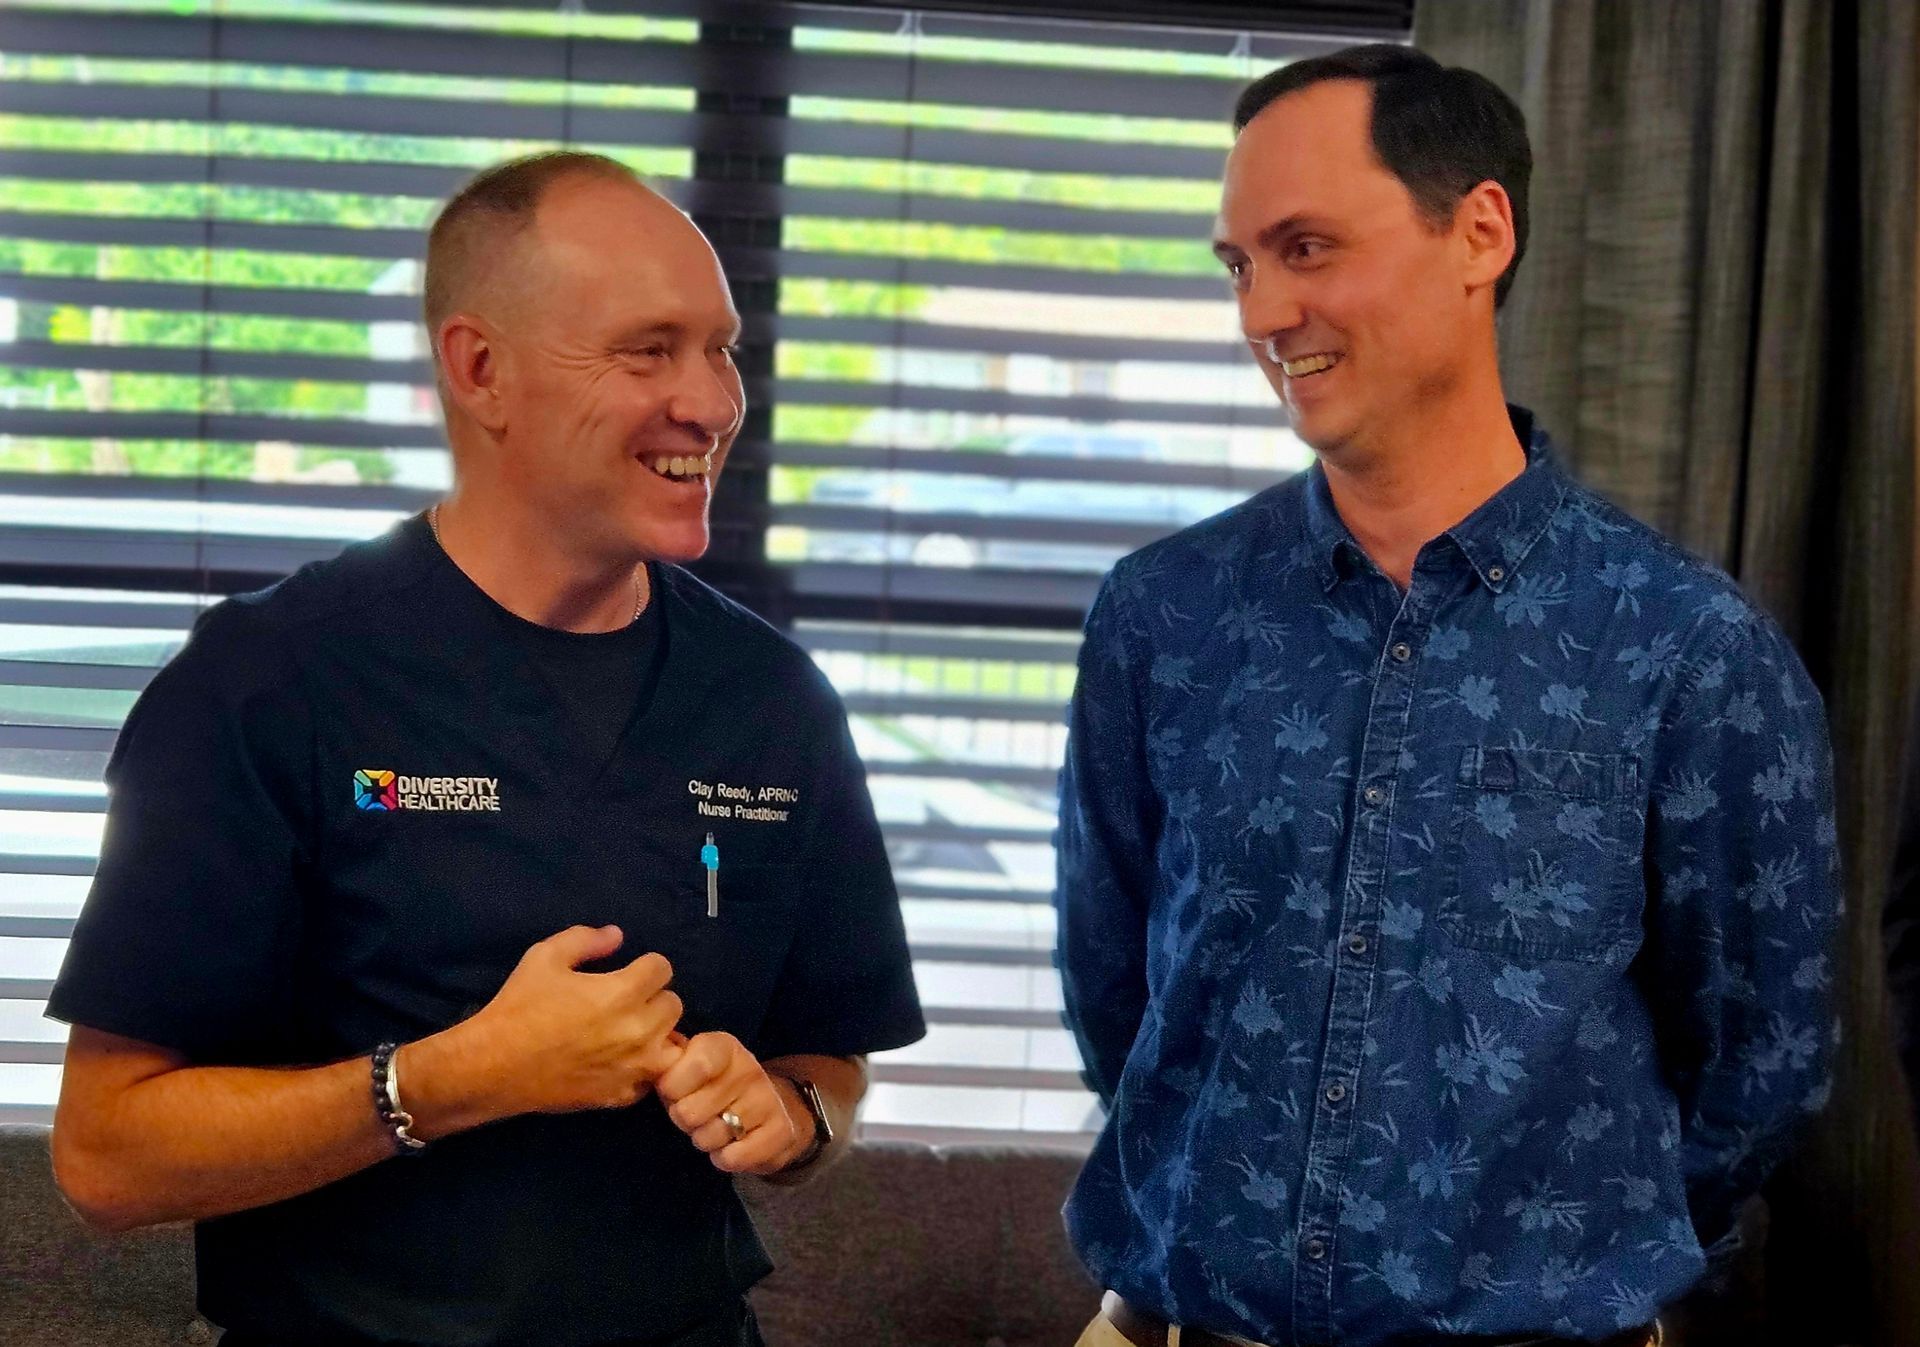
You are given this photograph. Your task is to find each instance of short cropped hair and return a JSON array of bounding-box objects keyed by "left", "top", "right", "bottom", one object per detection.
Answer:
[
  {"left": 422, "top": 150, "right": 641, "bottom": 363},
  {"left": 1234, "top": 45, "right": 1532, "bottom": 308}
]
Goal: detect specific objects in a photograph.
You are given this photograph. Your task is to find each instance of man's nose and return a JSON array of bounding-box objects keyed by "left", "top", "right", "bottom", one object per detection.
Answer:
[
  {"left": 1240, "top": 268, "right": 1306, "bottom": 352},
  {"left": 669, "top": 357, "right": 744, "bottom": 439}
]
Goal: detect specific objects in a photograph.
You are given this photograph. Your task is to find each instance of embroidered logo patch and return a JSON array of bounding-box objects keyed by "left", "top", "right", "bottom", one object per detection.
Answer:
[
  {"left": 353, "top": 769, "right": 397, "bottom": 811},
  {"left": 352, "top": 771, "right": 500, "bottom": 812}
]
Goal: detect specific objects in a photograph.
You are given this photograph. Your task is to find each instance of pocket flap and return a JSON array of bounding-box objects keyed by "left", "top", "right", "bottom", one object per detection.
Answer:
[{"left": 1458, "top": 746, "right": 1635, "bottom": 801}]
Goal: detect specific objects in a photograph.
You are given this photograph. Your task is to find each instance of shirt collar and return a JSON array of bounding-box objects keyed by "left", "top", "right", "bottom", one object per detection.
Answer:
[
  {"left": 1299, "top": 404, "right": 1566, "bottom": 594},
  {"left": 1442, "top": 406, "right": 1566, "bottom": 594},
  {"left": 1300, "top": 459, "right": 1353, "bottom": 593}
]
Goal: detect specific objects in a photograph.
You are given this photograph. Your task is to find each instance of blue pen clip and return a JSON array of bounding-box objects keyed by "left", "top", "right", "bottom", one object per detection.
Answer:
[{"left": 701, "top": 832, "right": 719, "bottom": 918}]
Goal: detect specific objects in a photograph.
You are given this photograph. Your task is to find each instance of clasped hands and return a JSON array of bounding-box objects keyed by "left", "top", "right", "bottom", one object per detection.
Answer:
[{"left": 464, "top": 923, "right": 811, "bottom": 1175}]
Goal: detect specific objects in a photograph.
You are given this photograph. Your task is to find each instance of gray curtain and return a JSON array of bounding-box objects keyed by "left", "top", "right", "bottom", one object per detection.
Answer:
[{"left": 1411, "top": 2, "right": 1919, "bottom": 1344}]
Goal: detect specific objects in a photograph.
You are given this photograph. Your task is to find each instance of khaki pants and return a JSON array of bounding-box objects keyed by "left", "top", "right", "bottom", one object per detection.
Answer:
[
  {"left": 1072, "top": 1310, "right": 1135, "bottom": 1347},
  {"left": 1072, "top": 1308, "right": 1268, "bottom": 1347}
]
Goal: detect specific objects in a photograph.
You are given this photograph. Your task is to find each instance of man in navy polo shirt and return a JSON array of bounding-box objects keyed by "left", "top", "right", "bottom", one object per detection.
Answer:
[{"left": 46, "top": 151, "right": 925, "bottom": 1347}]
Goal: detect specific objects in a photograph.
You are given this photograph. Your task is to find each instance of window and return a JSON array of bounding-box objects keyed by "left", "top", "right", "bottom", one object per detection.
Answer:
[{"left": 0, "top": 0, "right": 1410, "bottom": 1138}]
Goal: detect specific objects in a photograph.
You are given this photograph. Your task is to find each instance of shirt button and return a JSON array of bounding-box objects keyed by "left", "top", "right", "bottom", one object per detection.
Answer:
[
  {"left": 1487, "top": 565, "right": 1507, "bottom": 582},
  {"left": 1325, "top": 1082, "right": 1347, "bottom": 1104},
  {"left": 1390, "top": 642, "right": 1411, "bottom": 662},
  {"left": 1362, "top": 785, "right": 1386, "bottom": 808},
  {"left": 1347, "top": 933, "right": 1369, "bottom": 955},
  {"left": 1304, "top": 1236, "right": 1328, "bottom": 1260}
]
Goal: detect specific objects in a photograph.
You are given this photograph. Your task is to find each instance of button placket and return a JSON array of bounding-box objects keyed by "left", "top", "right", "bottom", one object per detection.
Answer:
[{"left": 1293, "top": 580, "right": 1434, "bottom": 1344}]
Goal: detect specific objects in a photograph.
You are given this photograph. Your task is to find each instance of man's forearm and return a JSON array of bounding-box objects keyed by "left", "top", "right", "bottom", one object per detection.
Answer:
[
  {"left": 60, "top": 1054, "right": 399, "bottom": 1231},
  {"left": 53, "top": 1025, "right": 507, "bottom": 1232}
]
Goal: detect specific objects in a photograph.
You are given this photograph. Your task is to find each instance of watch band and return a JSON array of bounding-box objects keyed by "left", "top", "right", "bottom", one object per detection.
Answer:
[{"left": 779, "top": 1072, "right": 833, "bottom": 1170}]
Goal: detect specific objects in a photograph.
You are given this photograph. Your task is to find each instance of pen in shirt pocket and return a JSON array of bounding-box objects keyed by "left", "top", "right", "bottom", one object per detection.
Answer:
[{"left": 701, "top": 832, "right": 719, "bottom": 918}]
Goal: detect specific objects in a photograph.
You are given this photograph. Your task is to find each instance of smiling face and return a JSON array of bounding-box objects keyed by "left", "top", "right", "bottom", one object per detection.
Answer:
[
  {"left": 463, "top": 175, "right": 745, "bottom": 565},
  {"left": 1214, "top": 79, "right": 1494, "bottom": 464}
]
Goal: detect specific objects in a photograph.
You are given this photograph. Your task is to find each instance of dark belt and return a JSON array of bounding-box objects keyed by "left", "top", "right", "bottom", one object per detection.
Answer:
[{"left": 1101, "top": 1292, "right": 1659, "bottom": 1347}]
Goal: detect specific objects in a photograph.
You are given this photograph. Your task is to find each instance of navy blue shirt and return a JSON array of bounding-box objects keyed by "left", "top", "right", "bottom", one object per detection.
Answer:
[
  {"left": 1056, "top": 410, "right": 1838, "bottom": 1345},
  {"left": 50, "top": 516, "right": 925, "bottom": 1347}
]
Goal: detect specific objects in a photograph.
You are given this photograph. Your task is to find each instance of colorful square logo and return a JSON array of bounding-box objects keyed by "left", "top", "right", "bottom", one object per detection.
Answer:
[{"left": 354, "top": 769, "right": 397, "bottom": 811}]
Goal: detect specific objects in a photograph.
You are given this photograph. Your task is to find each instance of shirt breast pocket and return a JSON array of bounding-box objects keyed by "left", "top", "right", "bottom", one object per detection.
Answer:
[
  {"left": 654, "top": 860, "right": 806, "bottom": 1045},
  {"left": 1439, "top": 745, "right": 1643, "bottom": 964}
]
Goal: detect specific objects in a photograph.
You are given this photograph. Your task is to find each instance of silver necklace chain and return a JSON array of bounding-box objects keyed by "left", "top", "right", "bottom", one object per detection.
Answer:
[{"left": 427, "top": 504, "right": 645, "bottom": 624}]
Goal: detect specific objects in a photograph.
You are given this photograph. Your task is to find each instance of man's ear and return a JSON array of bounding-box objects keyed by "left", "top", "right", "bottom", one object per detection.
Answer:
[
  {"left": 1456, "top": 179, "right": 1516, "bottom": 301},
  {"left": 437, "top": 313, "right": 509, "bottom": 436}
]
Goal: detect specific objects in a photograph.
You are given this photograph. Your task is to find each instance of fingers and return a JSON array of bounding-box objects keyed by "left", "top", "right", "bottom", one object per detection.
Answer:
[
  {"left": 687, "top": 1079, "right": 785, "bottom": 1155},
  {"left": 660, "top": 1041, "right": 802, "bottom": 1173},
  {"left": 707, "top": 1078, "right": 803, "bottom": 1175},
  {"left": 535, "top": 923, "right": 624, "bottom": 969},
  {"left": 689, "top": 1102, "right": 776, "bottom": 1158},
  {"left": 713, "top": 1127, "right": 801, "bottom": 1175},
  {"left": 633, "top": 985, "right": 683, "bottom": 1048},
  {"left": 656, "top": 1031, "right": 735, "bottom": 1105},
  {"left": 667, "top": 1056, "right": 752, "bottom": 1135},
  {"left": 631, "top": 1003, "right": 686, "bottom": 1083},
  {"left": 645, "top": 1032, "right": 804, "bottom": 1175},
  {"left": 615, "top": 950, "right": 673, "bottom": 997},
  {"left": 483, "top": 930, "right": 692, "bottom": 1119}
]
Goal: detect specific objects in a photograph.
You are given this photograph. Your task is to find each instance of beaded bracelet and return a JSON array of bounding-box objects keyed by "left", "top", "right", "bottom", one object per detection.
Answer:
[{"left": 370, "top": 1041, "right": 427, "bottom": 1155}]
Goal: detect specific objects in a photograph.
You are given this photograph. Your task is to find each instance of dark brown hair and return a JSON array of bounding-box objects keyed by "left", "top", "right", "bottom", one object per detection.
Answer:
[{"left": 1235, "top": 46, "right": 1532, "bottom": 308}]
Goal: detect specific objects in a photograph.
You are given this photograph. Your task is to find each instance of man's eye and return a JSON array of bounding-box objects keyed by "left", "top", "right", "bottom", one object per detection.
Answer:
[
  {"left": 718, "top": 344, "right": 741, "bottom": 362},
  {"left": 1289, "top": 240, "right": 1327, "bottom": 263}
]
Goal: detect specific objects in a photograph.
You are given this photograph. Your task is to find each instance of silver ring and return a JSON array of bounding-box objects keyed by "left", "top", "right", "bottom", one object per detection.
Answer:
[{"left": 719, "top": 1109, "right": 746, "bottom": 1141}]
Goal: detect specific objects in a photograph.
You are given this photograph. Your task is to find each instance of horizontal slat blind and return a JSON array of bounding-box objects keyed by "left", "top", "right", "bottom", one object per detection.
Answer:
[{"left": 0, "top": 0, "right": 1398, "bottom": 1142}]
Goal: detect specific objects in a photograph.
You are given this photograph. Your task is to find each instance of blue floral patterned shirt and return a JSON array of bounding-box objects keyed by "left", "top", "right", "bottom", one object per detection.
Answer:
[{"left": 1055, "top": 409, "right": 1839, "bottom": 1345}]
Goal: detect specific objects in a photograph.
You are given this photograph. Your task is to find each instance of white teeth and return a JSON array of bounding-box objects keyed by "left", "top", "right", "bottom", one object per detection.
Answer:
[
  {"left": 646, "top": 454, "right": 710, "bottom": 480},
  {"left": 1281, "top": 352, "right": 1339, "bottom": 377}
]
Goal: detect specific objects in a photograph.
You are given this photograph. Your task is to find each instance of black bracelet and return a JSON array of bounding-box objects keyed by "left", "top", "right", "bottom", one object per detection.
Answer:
[{"left": 370, "top": 1041, "right": 426, "bottom": 1156}]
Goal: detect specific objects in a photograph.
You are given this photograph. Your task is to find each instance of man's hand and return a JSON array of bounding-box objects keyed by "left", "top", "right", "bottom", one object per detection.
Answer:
[
  {"left": 437, "top": 925, "right": 685, "bottom": 1122},
  {"left": 654, "top": 1032, "right": 809, "bottom": 1175}
]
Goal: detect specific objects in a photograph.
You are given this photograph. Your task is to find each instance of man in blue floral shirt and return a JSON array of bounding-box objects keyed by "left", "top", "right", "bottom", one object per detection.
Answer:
[{"left": 1056, "top": 45, "right": 1839, "bottom": 1347}]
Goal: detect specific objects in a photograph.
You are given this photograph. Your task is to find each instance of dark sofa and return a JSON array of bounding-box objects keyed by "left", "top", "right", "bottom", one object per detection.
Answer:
[{"left": 0, "top": 1124, "right": 1099, "bottom": 1347}]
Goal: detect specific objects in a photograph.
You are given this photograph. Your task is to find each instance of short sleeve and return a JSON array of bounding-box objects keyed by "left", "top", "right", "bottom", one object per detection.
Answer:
[
  {"left": 750, "top": 684, "right": 925, "bottom": 1061},
  {"left": 46, "top": 609, "right": 313, "bottom": 1063}
]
